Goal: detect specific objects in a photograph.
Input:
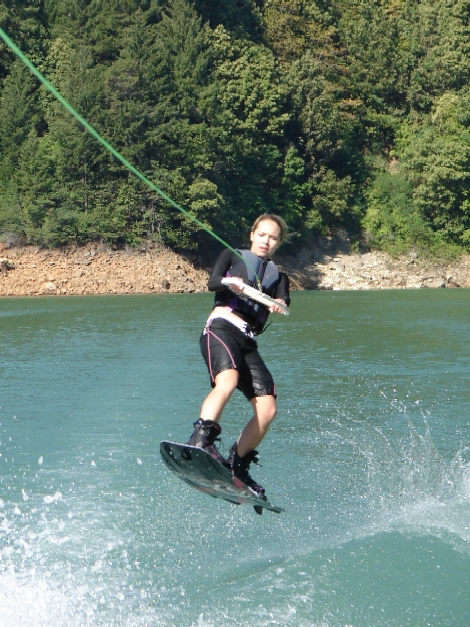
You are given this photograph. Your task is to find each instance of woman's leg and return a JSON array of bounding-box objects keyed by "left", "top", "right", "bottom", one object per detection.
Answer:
[
  {"left": 199, "top": 368, "right": 239, "bottom": 423},
  {"left": 236, "top": 395, "right": 277, "bottom": 457}
]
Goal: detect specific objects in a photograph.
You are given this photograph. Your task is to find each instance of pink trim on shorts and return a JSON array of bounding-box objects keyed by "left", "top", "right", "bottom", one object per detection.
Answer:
[{"left": 205, "top": 327, "right": 237, "bottom": 383}]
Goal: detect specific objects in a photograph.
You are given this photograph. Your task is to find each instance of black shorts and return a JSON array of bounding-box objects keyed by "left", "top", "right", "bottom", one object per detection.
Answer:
[{"left": 200, "top": 318, "right": 276, "bottom": 401}]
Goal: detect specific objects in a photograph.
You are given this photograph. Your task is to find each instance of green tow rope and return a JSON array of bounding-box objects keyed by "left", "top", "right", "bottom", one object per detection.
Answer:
[{"left": 0, "top": 25, "right": 255, "bottom": 271}]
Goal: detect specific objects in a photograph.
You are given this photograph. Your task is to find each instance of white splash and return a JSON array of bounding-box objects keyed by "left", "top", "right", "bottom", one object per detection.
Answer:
[{"left": 43, "top": 491, "right": 62, "bottom": 505}]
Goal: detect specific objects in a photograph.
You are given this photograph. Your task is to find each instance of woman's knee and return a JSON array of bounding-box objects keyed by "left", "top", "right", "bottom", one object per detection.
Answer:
[
  {"left": 252, "top": 395, "right": 277, "bottom": 424},
  {"left": 266, "top": 402, "right": 277, "bottom": 424}
]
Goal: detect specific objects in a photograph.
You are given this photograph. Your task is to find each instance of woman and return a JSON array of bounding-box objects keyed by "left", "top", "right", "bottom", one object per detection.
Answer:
[{"left": 187, "top": 214, "right": 290, "bottom": 498}]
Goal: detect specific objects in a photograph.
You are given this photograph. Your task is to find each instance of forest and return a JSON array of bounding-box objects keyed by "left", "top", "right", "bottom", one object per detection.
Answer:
[{"left": 1, "top": 0, "right": 470, "bottom": 259}]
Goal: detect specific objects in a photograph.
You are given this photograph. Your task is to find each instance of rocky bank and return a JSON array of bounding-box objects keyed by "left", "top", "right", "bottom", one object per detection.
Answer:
[
  {"left": 0, "top": 242, "right": 209, "bottom": 297},
  {"left": 280, "top": 249, "right": 470, "bottom": 291},
  {"left": 1, "top": 238, "right": 470, "bottom": 297}
]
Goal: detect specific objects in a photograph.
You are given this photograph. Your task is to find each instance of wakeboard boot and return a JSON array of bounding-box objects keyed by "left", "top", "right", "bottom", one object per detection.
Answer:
[
  {"left": 187, "top": 419, "right": 227, "bottom": 465},
  {"left": 228, "top": 444, "right": 266, "bottom": 514}
]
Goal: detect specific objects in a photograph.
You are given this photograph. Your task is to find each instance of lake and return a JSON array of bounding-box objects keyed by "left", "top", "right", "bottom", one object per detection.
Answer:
[{"left": 1, "top": 289, "right": 469, "bottom": 626}]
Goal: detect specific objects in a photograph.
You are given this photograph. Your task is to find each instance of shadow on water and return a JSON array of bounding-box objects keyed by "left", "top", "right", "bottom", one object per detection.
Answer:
[{"left": 0, "top": 291, "right": 470, "bottom": 626}]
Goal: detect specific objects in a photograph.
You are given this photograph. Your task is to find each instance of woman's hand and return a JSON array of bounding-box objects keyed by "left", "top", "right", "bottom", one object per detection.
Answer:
[
  {"left": 269, "top": 298, "right": 287, "bottom": 314},
  {"left": 225, "top": 277, "right": 245, "bottom": 293}
]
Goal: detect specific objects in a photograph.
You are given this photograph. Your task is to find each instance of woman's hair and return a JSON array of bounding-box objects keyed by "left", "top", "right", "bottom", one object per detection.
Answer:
[{"left": 250, "top": 214, "right": 289, "bottom": 243}]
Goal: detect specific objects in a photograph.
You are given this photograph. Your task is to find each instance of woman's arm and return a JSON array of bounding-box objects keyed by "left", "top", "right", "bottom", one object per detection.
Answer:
[
  {"left": 207, "top": 249, "right": 237, "bottom": 292},
  {"left": 274, "top": 272, "right": 291, "bottom": 307}
]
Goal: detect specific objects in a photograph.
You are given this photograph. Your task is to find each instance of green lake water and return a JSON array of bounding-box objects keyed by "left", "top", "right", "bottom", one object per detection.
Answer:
[{"left": 1, "top": 289, "right": 469, "bottom": 626}]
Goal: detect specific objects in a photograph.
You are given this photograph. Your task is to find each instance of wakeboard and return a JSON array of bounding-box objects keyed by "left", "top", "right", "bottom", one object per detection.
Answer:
[{"left": 160, "top": 441, "right": 284, "bottom": 515}]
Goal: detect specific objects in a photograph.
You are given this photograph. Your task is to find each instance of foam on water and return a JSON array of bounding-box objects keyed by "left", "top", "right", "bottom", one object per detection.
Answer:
[
  {"left": 0, "top": 571, "right": 173, "bottom": 627},
  {"left": 304, "top": 409, "right": 470, "bottom": 551}
]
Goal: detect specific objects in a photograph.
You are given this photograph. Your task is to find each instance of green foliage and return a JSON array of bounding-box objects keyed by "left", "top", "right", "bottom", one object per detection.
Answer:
[
  {"left": 0, "top": 0, "right": 48, "bottom": 80},
  {"left": 338, "top": 0, "right": 408, "bottom": 109},
  {"left": 0, "top": 61, "right": 42, "bottom": 165},
  {"left": 263, "top": 0, "right": 336, "bottom": 64},
  {"left": 16, "top": 130, "right": 59, "bottom": 244},
  {"left": 398, "top": 90, "right": 470, "bottom": 247},
  {"left": 203, "top": 25, "right": 291, "bottom": 240},
  {"left": 194, "top": 0, "right": 263, "bottom": 37},
  {"left": 308, "top": 168, "right": 356, "bottom": 233},
  {"left": 405, "top": 0, "right": 470, "bottom": 111},
  {"left": 363, "top": 170, "right": 430, "bottom": 254},
  {"left": 0, "top": 0, "right": 470, "bottom": 260},
  {"left": 281, "top": 145, "right": 312, "bottom": 227},
  {"left": 88, "top": 180, "right": 147, "bottom": 246},
  {"left": 0, "top": 165, "right": 21, "bottom": 236}
]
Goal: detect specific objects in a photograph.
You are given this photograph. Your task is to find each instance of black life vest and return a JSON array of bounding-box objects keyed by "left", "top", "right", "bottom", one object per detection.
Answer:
[{"left": 215, "top": 249, "right": 280, "bottom": 333}]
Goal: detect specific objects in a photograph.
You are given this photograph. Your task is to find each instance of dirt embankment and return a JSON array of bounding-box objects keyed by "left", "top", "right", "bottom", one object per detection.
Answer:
[
  {"left": 0, "top": 242, "right": 209, "bottom": 297},
  {"left": 1, "top": 237, "right": 470, "bottom": 297}
]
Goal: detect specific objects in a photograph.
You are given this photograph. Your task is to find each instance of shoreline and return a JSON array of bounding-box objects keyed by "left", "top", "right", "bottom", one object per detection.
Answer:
[{"left": 1, "top": 242, "right": 470, "bottom": 297}]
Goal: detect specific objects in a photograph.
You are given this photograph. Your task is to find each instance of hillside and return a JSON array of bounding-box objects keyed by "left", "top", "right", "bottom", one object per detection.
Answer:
[{"left": 2, "top": 1, "right": 470, "bottom": 259}]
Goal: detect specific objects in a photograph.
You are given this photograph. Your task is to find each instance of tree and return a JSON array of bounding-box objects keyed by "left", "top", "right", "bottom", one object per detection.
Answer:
[
  {"left": 406, "top": 0, "right": 470, "bottom": 111},
  {"left": 194, "top": 0, "right": 263, "bottom": 37},
  {"left": 398, "top": 90, "right": 470, "bottom": 246},
  {"left": 16, "top": 130, "right": 59, "bottom": 244},
  {"left": 0, "top": 60, "right": 41, "bottom": 165},
  {"left": 363, "top": 170, "right": 423, "bottom": 254},
  {"left": 0, "top": 0, "right": 48, "bottom": 81},
  {"left": 0, "top": 61, "right": 43, "bottom": 239},
  {"left": 201, "top": 24, "right": 291, "bottom": 239},
  {"left": 263, "top": 0, "right": 338, "bottom": 65}
]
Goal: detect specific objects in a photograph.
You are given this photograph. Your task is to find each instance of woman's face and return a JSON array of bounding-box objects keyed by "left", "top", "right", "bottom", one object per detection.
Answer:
[{"left": 250, "top": 219, "right": 281, "bottom": 258}]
